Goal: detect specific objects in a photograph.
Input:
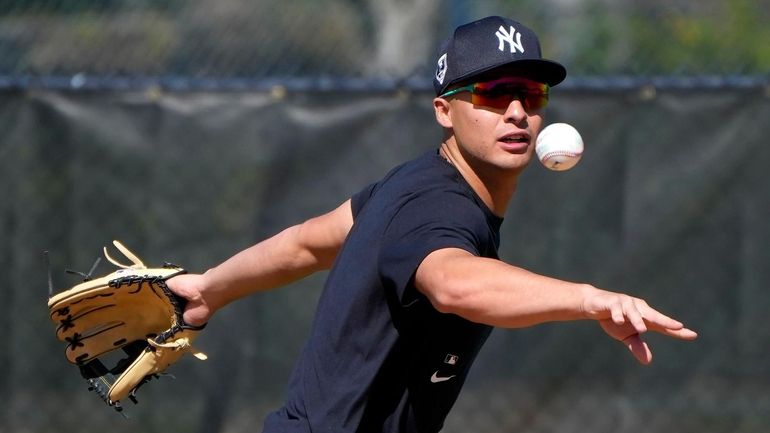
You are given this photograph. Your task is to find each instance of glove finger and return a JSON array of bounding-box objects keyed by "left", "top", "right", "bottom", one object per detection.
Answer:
[
  {"left": 109, "top": 328, "right": 204, "bottom": 402},
  {"left": 55, "top": 295, "right": 172, "bottom": 341}
]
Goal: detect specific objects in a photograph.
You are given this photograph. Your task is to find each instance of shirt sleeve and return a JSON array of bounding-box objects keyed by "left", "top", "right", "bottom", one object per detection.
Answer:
[
  {"left": 378, "top": 190, "right": 491, "bottom": 304},
  {"left": 350, "top": 182, "right": 378, "bottom": 219}
]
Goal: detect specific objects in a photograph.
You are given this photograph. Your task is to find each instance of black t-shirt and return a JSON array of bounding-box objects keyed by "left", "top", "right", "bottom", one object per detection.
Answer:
[{"left": 263, "top": 150, "right": 503, "bottom": 433}]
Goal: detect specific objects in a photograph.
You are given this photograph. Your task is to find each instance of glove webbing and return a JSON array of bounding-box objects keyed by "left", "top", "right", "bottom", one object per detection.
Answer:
[{"left": 79, "top": 340, "right": 147, "bottom": 412}]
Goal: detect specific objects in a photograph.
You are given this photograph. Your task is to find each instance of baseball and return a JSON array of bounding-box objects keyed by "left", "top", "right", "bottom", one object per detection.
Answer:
[{"left": 535, "top": 123, "right": 584, "bottom": 171}]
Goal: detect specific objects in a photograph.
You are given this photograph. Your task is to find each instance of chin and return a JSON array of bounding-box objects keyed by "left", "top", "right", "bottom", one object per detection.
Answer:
[{"left": 490, "top": 154, "right": 533, "bottom": 175}]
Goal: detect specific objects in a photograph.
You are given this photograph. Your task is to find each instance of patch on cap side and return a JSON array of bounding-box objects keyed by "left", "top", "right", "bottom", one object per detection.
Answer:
[{"left": 435, "top": 53, "right": 448, "bottom": 85}]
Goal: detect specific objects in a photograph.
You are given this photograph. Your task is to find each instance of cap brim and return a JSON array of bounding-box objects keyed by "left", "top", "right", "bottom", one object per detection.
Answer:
[
  {"left": 442, "top": 58, "right": 567, "bottom": 94},
  {"left": 501, "top": 59, "right": 567, "bottom": 86}
]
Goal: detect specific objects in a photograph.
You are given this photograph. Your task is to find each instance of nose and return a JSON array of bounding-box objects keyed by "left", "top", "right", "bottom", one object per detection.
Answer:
[{"left": 503, "top": 98, "right": 527, "bottom": 124}]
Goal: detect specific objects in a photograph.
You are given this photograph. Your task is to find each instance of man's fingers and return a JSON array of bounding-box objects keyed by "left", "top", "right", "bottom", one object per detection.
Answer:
[
  {"left": 624, "top": 299, "right": 647, "bottom": 334},
  {"left": 606, "top": 297, "right": 676, "bottom": 335},
  {"left": 622, "top": 327, "right": 696, "bottom": 365},
  {"left": 624, "top": 334, "right": 652, "bottom": 365},
  {"left": 183, "top": 304, "right": 210, "bottom": 327},
  {"left": 598, "top": 295, "right": 697, "bottom": 365},
  {"left": 610, "top": 302, "right": 625, "bottom": 325},
  {"left": 166, "top": 274, "right": 211, "bottom": 326},
  {"left": 594, "top": 293, "right": 697, "bottom": 342},
  {"left": 635, "top": 302, "right": 698, "bottom": 339},
  {"left": 636, "top": 303, "right": 685, "bottom": 330},
  {"left": 653, "top": 326, "right": 698, "bottom": 340}
]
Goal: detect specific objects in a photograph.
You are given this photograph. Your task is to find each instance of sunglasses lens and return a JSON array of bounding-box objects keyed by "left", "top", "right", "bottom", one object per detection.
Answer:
[{"left": 470, "top": 79, "right": 549, "bottom": 110}]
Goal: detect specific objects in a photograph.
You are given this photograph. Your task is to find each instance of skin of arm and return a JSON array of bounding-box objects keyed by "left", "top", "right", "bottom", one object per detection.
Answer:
[
  {"left": 415, "top": 247, "right": 697, "bottom": 364},
  {"left": 168, "top": 199, "right": 354, "bottom": 326}
]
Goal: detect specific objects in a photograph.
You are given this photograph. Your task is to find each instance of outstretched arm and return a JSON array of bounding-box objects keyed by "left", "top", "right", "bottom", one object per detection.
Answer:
[
  {"left": 415, "top": 248, "right": 697, "bottom": 364},
  {"left": 168, "top": 199, "right": 354, "bottom": 326}
]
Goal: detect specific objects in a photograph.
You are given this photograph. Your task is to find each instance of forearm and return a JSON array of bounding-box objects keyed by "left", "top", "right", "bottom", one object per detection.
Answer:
[
  {"left": 167, "top": 199, "right": 353, "bottom": 326},
  {"left": 417, "top": 249, "right": 697, "bottom": 364},
  {"left": 417, "top": 250, "right": 595, "bottom": 328},
  {"left": 201, "top": 225, "right": 328, "bottom": 310}
]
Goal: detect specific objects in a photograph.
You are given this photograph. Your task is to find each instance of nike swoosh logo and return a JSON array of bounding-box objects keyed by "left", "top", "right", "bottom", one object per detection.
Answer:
[{"left": 430, "top": 371, "right": 456, "bottom": 383}]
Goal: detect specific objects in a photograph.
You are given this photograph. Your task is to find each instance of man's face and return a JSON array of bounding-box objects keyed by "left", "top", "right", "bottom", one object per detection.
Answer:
[{"left": 438, "top": 74, "right": 548, "bottom": 175}]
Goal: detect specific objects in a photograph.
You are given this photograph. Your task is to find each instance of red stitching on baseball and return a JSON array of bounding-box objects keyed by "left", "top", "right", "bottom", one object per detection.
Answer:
[{"left": 541, "top": 151, "right": 581, "bottom": 159}]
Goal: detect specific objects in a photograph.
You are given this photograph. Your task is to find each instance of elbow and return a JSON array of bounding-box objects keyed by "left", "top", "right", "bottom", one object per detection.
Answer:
[
  {"left": 290, "top": 222, "right": 339, "bottom": 271},
  {"left": 418, "top": 269, "right": 472, "bottom": 316},
  {"left": 415, "top": 248, "right": 486, "bottom": 318},
  {"left": 429, "top": 292, "right": 466, "bottom": 315},
  {"left": 430, "top": 288, "right": 473, "bottom": 316},
  {"left": 276, "top": 225, "right": 319, "bottom": 272}
]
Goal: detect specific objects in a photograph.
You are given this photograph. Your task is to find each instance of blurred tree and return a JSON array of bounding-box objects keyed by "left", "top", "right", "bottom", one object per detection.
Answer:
[
  {"left": 551, "top": 0, "right": 770, "bottom": 75},
  {"left": 364, "top": 0, "right": 440, "bottom": 78},
  {"left": 628, "top": 0, "right": 770, "bottom": 74}
]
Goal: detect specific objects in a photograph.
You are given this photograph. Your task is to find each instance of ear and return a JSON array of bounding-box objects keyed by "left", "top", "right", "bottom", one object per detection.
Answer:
[{"left": 433, "top": 97, "right": 453, "bottom": 128}]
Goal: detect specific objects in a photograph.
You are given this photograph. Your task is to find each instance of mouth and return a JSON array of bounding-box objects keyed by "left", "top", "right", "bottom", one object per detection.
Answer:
[{"left": 498, "top": 132, "right": 531, "bottom": 152}]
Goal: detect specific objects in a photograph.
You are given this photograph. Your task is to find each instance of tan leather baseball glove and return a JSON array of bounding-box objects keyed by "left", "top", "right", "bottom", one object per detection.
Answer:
[{"left": 48, "top": 240, "right": 207, "bottom": 413}]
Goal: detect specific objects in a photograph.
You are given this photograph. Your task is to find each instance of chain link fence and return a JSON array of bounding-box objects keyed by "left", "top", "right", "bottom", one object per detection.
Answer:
[{"left": 1, "top": 0, "right": 769, "bottom": 85}]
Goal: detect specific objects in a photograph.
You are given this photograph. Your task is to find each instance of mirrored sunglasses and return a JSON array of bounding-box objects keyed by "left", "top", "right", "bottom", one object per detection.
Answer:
[{"left": 439, "top": 77, "right": 550, "bottom": 110}]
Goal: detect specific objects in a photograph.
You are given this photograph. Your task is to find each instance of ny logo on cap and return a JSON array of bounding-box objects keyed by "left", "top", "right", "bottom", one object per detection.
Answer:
[{"left": 495, "top": 25, "right": 524, "bottom": 54}]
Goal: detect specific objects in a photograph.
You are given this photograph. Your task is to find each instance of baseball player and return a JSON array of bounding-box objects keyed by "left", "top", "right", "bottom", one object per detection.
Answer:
[{"left": 168, "top": 16, "right": 697, "bottom": 433}]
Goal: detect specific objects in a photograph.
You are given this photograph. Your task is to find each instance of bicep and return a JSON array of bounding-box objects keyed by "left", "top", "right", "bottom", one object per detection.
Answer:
[
  {"left": 415, "top": 247, "right": 588, "bottom": 327},
  {"left": 296, "top": 199, "right": 354, "bottom": 268},
  {"left": 414, "top": 247, "right": 478, "bottom": 312}
]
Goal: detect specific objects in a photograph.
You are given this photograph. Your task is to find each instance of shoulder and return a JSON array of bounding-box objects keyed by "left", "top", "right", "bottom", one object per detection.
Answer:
[
  {"left": 353, "top": 150, "right": 464, "bottom": 212},
  {"left": 383, "top": 151, "right": 470, "bottom": 202}
]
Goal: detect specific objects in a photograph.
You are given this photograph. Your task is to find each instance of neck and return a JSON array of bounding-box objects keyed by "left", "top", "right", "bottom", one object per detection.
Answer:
[{"left": 439, "top": 141, "right": 520, "bottom": 217}]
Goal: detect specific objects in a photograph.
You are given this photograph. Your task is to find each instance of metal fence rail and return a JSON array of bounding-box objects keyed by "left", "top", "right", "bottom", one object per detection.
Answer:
[{"left": 0, "top": 74, "right": 768, "bottom": 93}]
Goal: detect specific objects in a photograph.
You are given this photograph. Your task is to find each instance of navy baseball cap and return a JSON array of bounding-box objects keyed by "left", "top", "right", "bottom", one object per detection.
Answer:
[{"left": 433, "top": 16, "right": 567, "bottom": 95}]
